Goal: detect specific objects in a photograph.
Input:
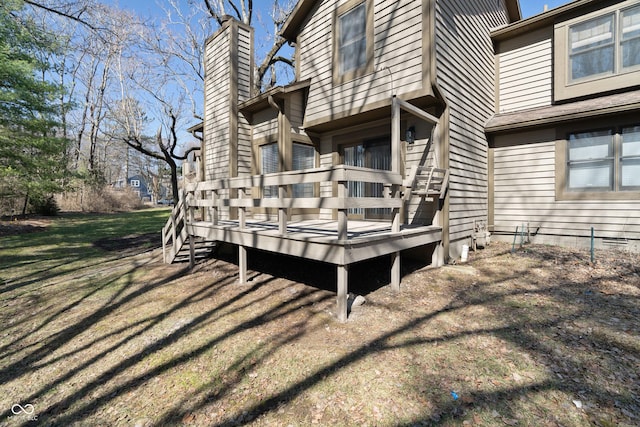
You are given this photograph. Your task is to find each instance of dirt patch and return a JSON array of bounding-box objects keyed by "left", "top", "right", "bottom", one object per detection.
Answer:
[
  {"left": 0, "top": 218, "right": 51, "bottom": 236},
  {"left": 93, "top": 233, "right": 162, "bottom": 256}
]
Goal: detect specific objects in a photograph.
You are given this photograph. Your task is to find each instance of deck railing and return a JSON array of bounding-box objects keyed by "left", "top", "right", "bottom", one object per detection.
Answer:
[{"left": 183, "top": 165, "right": 405, "bottom": 240}]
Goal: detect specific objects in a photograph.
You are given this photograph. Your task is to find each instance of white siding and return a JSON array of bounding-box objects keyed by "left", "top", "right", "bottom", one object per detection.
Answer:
[
  {"left": 298, "top": 0, "right": 425, "bottom": 126},
  {"left": 493, "top": 129, "right": 640, "bottom": 249},
  {"left": 498, "top": 27, "right": 553, "bottom": 113},
  {"left": 435, "top": 0, "right": 510, "bottom": 257}
]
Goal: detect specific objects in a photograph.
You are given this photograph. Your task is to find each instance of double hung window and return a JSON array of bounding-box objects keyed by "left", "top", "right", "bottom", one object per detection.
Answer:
[
  {"left": 261, "top": 143, "right": 278, "bottom": 198},
  {"left": 555, "top": 2, "right": 640, "bottom": 100},
  {"left": 565, "top": 125, "right": 640, "bottom": 193},
  {"left": 568, "top": 5, "right": 640, "bottom": 82},
  {"left": 333, "top": 0, "right": 373, "bottom": 84},
  {"left": 292, "top": 143, "right": 315, "bottom": 198}
]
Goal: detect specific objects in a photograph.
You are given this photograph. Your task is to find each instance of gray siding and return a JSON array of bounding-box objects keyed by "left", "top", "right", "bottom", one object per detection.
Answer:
[
  {"left": 498, "top": 27, "right": 552, "bottom": 113},
  {"left": 298, "top": 0, "right": 425, "bottom": 126},
  {"left": 493, "top": 129, "right": 640, "bottom": 250},
  {"left": 435, "top": 0, "right": 509, "bottom": 256}
]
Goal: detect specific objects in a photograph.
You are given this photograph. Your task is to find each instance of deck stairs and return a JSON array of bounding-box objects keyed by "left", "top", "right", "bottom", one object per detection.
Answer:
[
  {"left": 402, "top": 165, "right": 449, "bottom": 201},
  {"left": 162, "top": 194, "right": 217, "bottom": 265}
]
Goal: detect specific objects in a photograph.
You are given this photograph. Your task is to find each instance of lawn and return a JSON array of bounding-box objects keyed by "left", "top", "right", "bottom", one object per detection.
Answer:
[{"left": 0, "top": 210, "right": 638, "bottom": 426}]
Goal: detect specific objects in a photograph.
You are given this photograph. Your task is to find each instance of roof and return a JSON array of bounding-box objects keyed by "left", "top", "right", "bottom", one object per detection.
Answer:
[
  {"left": 281, "top": 0, "right": 522, "bottom": 42},
  {"left": 485, "top": 89, "right": 640, "bottom": 133},
  {"left": 238, "top": 79, "right": 311, "bottom": 113},
  {"left": 491, "top": 0, "right": 614, "bottom": 41}
]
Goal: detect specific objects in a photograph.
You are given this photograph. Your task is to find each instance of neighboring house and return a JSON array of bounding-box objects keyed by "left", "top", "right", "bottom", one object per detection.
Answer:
[
  {"left": 127, "top": 175, "right": 151, "bottom": 201},
  {"left": 487, "top": 0, "right": 640, "bottom": 251},
  {"left": 163, "top": 0, "right": 639, "bottom": 320}
]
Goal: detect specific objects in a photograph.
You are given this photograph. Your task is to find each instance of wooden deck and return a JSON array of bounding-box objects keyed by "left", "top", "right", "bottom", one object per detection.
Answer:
[
  {"left": 188, "top": 219, "right": 442, "bottom": 265},
  {"left": 164, "top": 164, "right": 447, "bottom": 321},
  {"left": 188, "top": 218, "right": 442, "bottom": 322}
]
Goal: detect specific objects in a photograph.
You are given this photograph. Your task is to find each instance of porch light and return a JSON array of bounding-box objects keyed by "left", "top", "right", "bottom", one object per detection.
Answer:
[{"left": 406, "top": 126, "right": 416, "bottom": 144}]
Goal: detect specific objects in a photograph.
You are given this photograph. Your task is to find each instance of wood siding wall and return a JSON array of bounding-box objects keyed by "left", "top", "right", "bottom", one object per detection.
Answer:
[
  {"left": 497, "top": 27, "right": 552, "bottom": 113},
  {"left": 298, "top": 0, "right": 425, "bottom": 127},
  {"left": 492, "top": 129, "right": 640, "bottom": 250},
  {"left": 204, "top": 20, "right": 253, "bottom": 219},
  {"left": 237, "top": 24, "right": 253, "bottom": 177},
  {"left": 204, "top": 28, "right": 231, "bottom": 182},
  {"left": 434, "top": 0, "right": 509, "bottom": 257}
]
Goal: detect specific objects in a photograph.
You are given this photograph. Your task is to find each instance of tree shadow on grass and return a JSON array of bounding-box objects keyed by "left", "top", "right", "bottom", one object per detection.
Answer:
[{"left": 2, "top": 244, "right": 638, "bottom": 426}]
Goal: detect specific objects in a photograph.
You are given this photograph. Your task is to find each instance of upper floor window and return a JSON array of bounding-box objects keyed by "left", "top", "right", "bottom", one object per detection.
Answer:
[
  {"left": 333, "top": 0, "right": 373, "bottom": 84},
  {"left": 130, "top": 179, "right": 140, "bottom": 188},
  {"left": 339, "top": 4, "right": 366, "bottom": 75},
  {"left": 554, "top": 1, "right": 640, "bottom": 101}
]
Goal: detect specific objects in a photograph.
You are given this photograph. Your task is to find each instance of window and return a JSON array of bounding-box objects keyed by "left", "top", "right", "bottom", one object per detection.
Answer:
[
  {"left": 260, "top": 143, "right": 278, "bottom": 198},
  {"left": 292, "top": 143, "right": 315, "bottom": 198},
  {"left": 554, "top": 1, "right": 640, "bottom": 101},
  {"left": 569, "top": 14, "right": 615, "bottom": 81},
  {"left": 339, "top": 4, "right": 366, "bottom": 75},
  {"left": 622, "top": 5, "right": 640, "bottom": 69},
  {"left": 333, "top": 0, "right": 373, "bottom": 84},
  {"left": 621, "top": 125, "right": 640, "bottom": 189},
  {"left": 567, "top": 130, "right": 613, "bottom": 190},
  {"left": 564, "top": 124, "right": 640, "bottom": 195},
  {"left": 130, "top": 179, "right": 140, "bottom": 188}
]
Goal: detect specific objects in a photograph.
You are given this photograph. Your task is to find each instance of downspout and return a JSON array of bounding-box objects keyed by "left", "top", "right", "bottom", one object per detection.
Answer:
[{"left": 429, "top": 0, "right": 451, "bottom": 263}]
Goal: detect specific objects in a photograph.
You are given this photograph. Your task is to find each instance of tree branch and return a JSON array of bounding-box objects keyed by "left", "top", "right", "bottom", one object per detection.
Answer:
[{"left": 23, "top": 0, "right": 97, "bottom": 30}]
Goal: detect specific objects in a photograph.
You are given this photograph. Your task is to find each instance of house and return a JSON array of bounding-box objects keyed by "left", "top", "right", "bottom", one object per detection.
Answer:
[
  {"left": 162, "top": 0, "right": 639, "bottom": 321},
  {"left": 487, "top": 0, "right": 640, "bottom": 251}
]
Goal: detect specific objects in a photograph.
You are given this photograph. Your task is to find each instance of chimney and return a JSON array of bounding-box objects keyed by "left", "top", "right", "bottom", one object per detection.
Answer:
[{"left": 203, "top": 18, "right": 254, "bottom": 183}]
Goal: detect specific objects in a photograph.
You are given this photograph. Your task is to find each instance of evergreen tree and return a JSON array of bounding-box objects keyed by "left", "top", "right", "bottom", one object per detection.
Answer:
[{"left": 0, "top": 0, "right": 69, "bottom": 214}]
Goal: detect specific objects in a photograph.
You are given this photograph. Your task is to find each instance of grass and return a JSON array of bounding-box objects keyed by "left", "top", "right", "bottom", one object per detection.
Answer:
[{"left": 0, "top": 211, "right": 639, "bottom": 426}]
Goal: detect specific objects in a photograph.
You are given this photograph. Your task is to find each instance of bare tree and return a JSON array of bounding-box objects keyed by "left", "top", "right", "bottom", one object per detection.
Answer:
[{"left": 202, "top": 0, "right": 296, "bottom": 94}]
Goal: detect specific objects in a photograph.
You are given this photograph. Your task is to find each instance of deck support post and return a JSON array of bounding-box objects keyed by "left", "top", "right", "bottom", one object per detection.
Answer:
[
  {"left": 337, "top": 264, "right": 349, "bottom": 322},
  {"left": 238, "top": 187, "right": 246, "bottom": 229},
  {"left": 278, "top": 185, "right": 287, "bottom": 235},
  {"left": 211, "top": 189, "right": 218, "bottom": 225},
  {"left": 391, "top": 251, "right": 400, "bottom": 291},
  {"left": 239, "top": 245, "right": 247, "bottom": 284},
  {"left": 337, "top": 180, "right": 348, "bottom": 240}
]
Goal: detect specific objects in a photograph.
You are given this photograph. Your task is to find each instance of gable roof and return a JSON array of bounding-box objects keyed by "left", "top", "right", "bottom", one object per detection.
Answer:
[{"left": 281, "top": 0, "right": 522, "bottom": 42}]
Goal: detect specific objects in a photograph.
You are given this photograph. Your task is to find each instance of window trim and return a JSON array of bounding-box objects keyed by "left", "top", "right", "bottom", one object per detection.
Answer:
[
  {"left": 554, "top": 0, "right": 640, "bottom": 102},
  {"left": 556, "top": 119, "right": 640, "bottom": 201},
  {"left": 332, "top": 0, "right": 374, "bottom": 85}
]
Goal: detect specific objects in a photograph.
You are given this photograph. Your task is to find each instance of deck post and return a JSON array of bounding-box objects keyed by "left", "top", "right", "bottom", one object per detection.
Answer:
[
  {"left": 391, "top": 251, "right": 400, "bottom": 291},
  {"left": 337, "top": 264, "right": 348, "bottom": 322},
  {"left": 189, "top": 236, "right": 196, "bottom": 269},
  {"left": 238, "top": 187, "right": 246, "bottom": 229},
  {"left": 391, "top": 96, "right": 401, "bottom": 174},
  {"left": 239, "top": 245, "right": 247, "bottom": 284},
  {"left": 211, "top": 189, "right": 218, "bottom": 225},
  {"left": 337, "top": 180, "right": 348, "bottom": 240},
  {"left": 278, "top": 185, "right": 287, "bottom": 235}
]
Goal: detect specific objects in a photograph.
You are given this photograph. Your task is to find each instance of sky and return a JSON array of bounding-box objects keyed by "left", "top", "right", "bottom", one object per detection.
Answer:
[{"left": 520, "top": 0, "right": 573, "bottom": 18}]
